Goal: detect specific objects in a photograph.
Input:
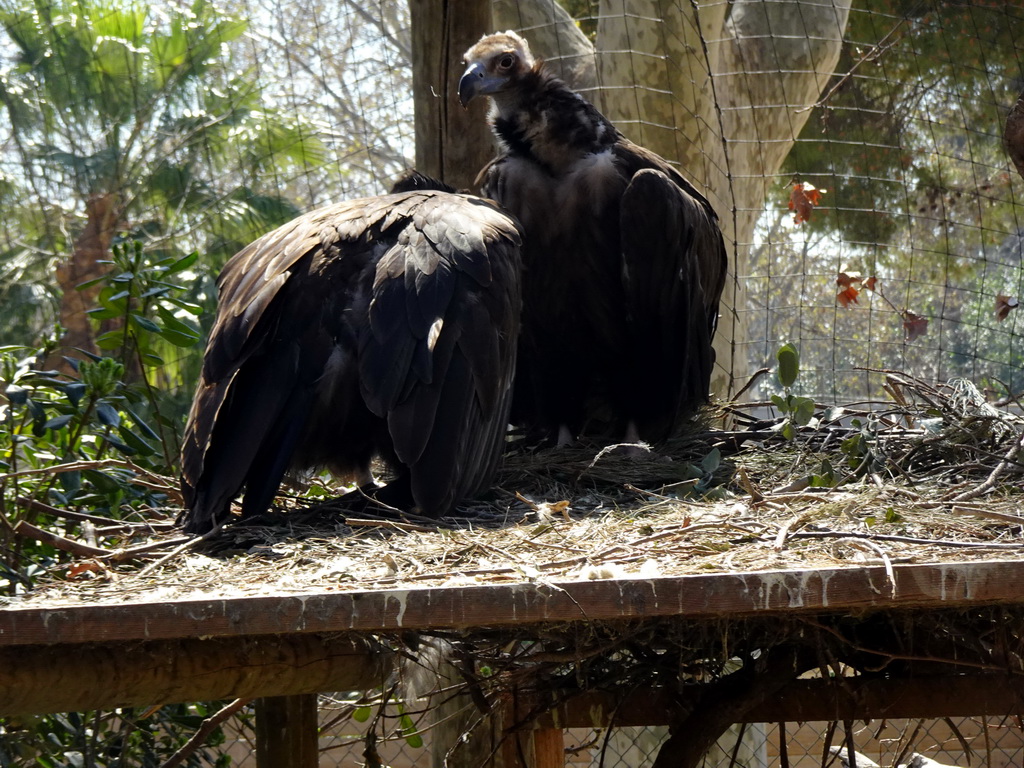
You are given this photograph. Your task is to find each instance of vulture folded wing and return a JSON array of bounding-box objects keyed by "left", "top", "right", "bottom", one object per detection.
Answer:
[
  {"left": 179, "top": 205, "right": 357, "bottom": 533},
  {"left": 619, "top": 168, "right": 728, "bottom": 438},
  {"left": 358, "top": 195, "right": 522, "bottom": 513}
]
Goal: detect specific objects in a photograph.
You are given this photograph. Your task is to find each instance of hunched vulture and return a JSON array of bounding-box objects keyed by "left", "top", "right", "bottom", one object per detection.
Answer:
[
  {"left": 459, "top": 31, "right": 728, "bottom": 445},
  {"left": 178, "top": 173, "right": 522, "bottom": 534}
]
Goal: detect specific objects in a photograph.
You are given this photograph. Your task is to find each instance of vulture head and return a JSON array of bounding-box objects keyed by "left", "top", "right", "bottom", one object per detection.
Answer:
[{"left": 458, "top": 30, "right": 535, "bottom": 108}]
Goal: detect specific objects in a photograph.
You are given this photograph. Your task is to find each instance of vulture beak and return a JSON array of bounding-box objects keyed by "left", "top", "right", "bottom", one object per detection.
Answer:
[{"left": 458, "top": 61, "right": 507, "bottom": 107}]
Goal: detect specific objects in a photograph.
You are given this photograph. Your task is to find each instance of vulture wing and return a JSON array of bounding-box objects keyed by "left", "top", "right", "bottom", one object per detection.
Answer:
[
  {"left": 179, "top": 190, "right": 521, "bottom": 534},
  {"left": 358, "top": 193, "right": 522, "bottom": 513},
  {"left": 619, "top": 161, "right": 728, "bottom": 439},
  {"left": 180, "top": 206, "right": 349, "bottom": 533}
]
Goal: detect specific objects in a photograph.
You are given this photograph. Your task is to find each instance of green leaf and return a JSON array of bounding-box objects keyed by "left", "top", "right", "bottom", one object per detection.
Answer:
[
  {"left": 770, "top": 394, "right": 787, "bottom": 411},
  {"left": 116, "top": 425, "right": 155, "bottom": 456},
  {"left": 781, "top": 421, "right": 795, "bottom": 441},
  {"left": 43, "top": 414, "right": 73, "bottom": 430},
  {"left": 95, "top": 331, "right": 126, "bottom": 350},
  {"left": 126, "top": 408, "right": 160, "bottom": 441},
  {"left": 776, "top": 343, "right": 800, "bottom": 388},
  {"left": 352, "top": 707, "right": 371, "bottom": 723},
  {"left": 130, "top": 314, "right": 161, "bottom": 333},
  {"left": 792, "top": 396, "right": 815, "bottom": 426},
  {"left": 700, "top": 447, "right": 721, "bottom": 474},
  {"left": 87, "top": 305, "right": 124, "bottom": 320},
  {"left": 95, "top": 402, "right": 121, "bottom": 427},
  {"left": 63, "top": 382, "right": 86, "bottom": 407},
  {"left": 156, "top": 306, "right": 201, "bottom": 347},
  {"left": 399, "top": 713, "right": 423, "bottom": 748},
  {"left": 102, "top": 435, "right": 136, "bottom": 456},
  {"left": 6, "top": 384, "right": 28, "bottom": 405},
  {"left": 162, "top": 251, "right": 199, "bottom": 275},
  {"left": 82, "top": 468, "right": 123, "bottom": 493},
  {"left": 167, "top": 297, "right": 203, "bottom": 316}
]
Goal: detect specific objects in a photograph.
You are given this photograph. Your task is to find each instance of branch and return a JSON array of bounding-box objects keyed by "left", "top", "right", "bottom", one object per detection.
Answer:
[
  {"left": 651, "top": 647, "right": 811, "bottom": 768},
  {"left": 158, "top": 698, "right": 252, "bottom": 768},
  {"left": 12, "top": 519, "right": 113, "bottom": 559}
]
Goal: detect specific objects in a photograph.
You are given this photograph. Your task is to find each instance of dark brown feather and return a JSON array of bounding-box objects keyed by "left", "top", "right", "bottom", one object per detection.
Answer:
[
  {"left": 179, "top": 186, "right": 521, "bottom": 534},
  {"left": 461, "top": 31, "right": 728, "bottom": 443}
]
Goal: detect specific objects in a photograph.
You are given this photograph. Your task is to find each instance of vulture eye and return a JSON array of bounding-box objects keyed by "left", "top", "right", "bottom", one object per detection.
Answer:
[{"left": 498, "top": 54, "right": 516, "bottom": 71}]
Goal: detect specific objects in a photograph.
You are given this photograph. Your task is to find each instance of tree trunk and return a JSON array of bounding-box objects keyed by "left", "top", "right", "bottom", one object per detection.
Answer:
[
  {"left": 411, "top": 0, "right": 494, "bottom": 190},
  {"left": 509, "top": 0, "right": 852, "bottom": 398},
  {"left": 48, "top": 192, "right": 120, "bottom": 370},
  {"left": 493, "top": 0, "right": 596, "bottom": 91}
]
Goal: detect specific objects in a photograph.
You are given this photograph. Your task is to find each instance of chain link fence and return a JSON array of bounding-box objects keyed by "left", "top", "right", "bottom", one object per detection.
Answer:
[{"left": 215, "top": 698, "right": 1024, "bottom": 767}]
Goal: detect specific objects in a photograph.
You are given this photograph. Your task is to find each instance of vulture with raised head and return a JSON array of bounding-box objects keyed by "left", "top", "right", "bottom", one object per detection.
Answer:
[
  {"left": 178, "top": 173, "right": 522, "bottom": 534},
  {"left": 459, "top": 31, "right": 728, "bottom": 445}
]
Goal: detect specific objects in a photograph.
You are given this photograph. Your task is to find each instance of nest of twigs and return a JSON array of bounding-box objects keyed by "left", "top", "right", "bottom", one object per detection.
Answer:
[{"left": 11, "top": 369, "right": 1024, "bottom": 608}]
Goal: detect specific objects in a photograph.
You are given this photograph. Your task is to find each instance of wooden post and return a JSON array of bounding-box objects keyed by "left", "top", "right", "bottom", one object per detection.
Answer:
[
  {"left": 531, "top": 729, "right": 565, "bottom": 768},
  {"left": 409, "top": 0, "right": 494, "bottom": 190},
  {"left": 502, "top": 728, "right": 565, "bottom": 768},
  {"left": 255, "top": 694, "right": 319, "bottom": 768}
]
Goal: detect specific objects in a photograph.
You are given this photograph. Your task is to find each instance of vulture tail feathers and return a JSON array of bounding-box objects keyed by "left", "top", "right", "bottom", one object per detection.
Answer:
[
  {"left": 620, "top": 169, "right": 726, "bottom": 438},
  {"left": 179, "top": 186, "right": 522, "bottom": 533}
]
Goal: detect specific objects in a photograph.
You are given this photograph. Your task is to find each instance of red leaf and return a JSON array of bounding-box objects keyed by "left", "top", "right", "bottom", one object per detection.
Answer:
[
  {"left": 836, "top": 285, "right": 860, "bottom": 307},
  {"left": 863, "top": 276, "right": 878, "bottom": 291},
  {"left": 836, "top": 271, "right": 862, "bottom": 288},
  {"left": 66, "top": 560, "right": 107, "bottom": 580},
  {"left": 789, "top": 182, "right": 824, "bottom": 224},
  {"left": 902, "top": 311, "right": 928, "bottom": 342},
  {"left": 996, "top": 295, "right": 1019, "bottom": 322}
]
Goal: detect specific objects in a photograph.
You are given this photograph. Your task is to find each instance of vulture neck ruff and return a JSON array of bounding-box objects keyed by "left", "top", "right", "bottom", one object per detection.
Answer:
[{"left": 489, "top": 66, "right": 618, "bottom": 176}]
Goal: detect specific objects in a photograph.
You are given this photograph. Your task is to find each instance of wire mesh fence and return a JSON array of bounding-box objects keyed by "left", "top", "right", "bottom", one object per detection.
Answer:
[
  {"left": 2, "top": 0, "right": 1024, "bottom": 766},
  {"left": 215, "top": 697, "right": 1024, "bottom": 767},
  {"left": 0, "top": 0, "right": 1022, "bottom": 399}
]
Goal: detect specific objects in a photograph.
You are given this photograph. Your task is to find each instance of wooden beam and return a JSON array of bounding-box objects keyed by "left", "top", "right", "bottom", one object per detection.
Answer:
[
  {"left": 532, "top": 729, "right": 565, "bottom": 768},
  {"left": 4, "top": 561, "right": 1024, "bottom": 646},
  {"left": 410, "top": 0, "right": 493, "bottom": 189},
  {"left": 256, "top": 694, "right": 319, "bottom": 768},
  {"left": 0, "top": 634, "right": 390, "bottom": 716},
  {"left": 528, "top": 674, "right": 1024, "bottom": 728}
]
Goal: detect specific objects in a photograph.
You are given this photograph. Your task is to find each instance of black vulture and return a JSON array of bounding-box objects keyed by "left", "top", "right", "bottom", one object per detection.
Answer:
[
  {"left": 178, "top": 173, "right": 522, "bottom": 534},
  {"left": 459, "top": 31, "right": 728, "bottom": 446}
]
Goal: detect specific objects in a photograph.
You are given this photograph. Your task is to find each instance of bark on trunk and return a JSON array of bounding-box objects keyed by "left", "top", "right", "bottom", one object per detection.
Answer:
[
  {"left": 48, "top": 192, "right": 120, "bottom": 370},
  {"left": 509, "top": 0, "right": 852, "bottom": 397}
]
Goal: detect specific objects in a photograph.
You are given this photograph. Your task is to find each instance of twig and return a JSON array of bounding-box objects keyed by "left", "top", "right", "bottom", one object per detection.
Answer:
[
  {"left": 16, "top": 496, "right": 126, "bottom": 527},
  {"left": 135, "top": 521, "right": 228, "bottom": 578},
  {"left": 796, "top": 19, "right": 908, "bottom": 113},
  {"left": 786, "top": 530, "right": 1024, "bottom": 550},
  {"left": 344, "top": 517, "right": 438, "bottom": 533},
  {"left": 947, "top": 505, "right": 1024, "bottom": 526},
  {"left": 844, "top": 538, "right": 897, "bottom": 598},
  {"left": 12, "top": 519, "right": 113, "bottom": 559},
  {"left": 106, "top": 536, "right": 193, "bottom": 562},
  {"left": 949, "top": 429, "right": 1024, "bottom": 502},
  {"left": 731, "top": 367, "right": 771, "bottom": 403},
  {"left": 774, "top": 512, "right": 811, "bottom": 551},
  {"left": 157, "top": 697, "right": 252, "bottom": 768}
]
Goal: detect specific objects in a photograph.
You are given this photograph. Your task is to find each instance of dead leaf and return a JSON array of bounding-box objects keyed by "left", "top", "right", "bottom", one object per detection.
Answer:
[
  {"left": 66, "top": 560, "right": 107, "bottom": 580},
  {"left": 837, "top": 285, "right": 861, "bottom": 307},
  {"left": 996, "top": 295, "right": 1019, "bottom": 322},
  {"left": 789, "top": 182, "right": 825, "bottom": 224},
  {"left": 836, "top": 271, "right": 862, "bottom": 288},
  {"left": 902, "top": 311, "right": 928, "bottom": 342},
  {"left": 863, "top": 276, "right": 878, "bottom": 291}
]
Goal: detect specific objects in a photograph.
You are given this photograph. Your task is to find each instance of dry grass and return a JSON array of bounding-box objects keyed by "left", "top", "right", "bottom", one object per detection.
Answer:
[{"left": 10, "top": 370, "right": 1024, "bottom": 609}]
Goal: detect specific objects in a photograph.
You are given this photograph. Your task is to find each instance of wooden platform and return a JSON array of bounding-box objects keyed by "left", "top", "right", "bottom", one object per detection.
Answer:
[
  {"left": 3, "top": 559, "right": 1024, "bottom": 646},
  {"left": 3, "top": 559, "right": 1024, "bottom": 717}
]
